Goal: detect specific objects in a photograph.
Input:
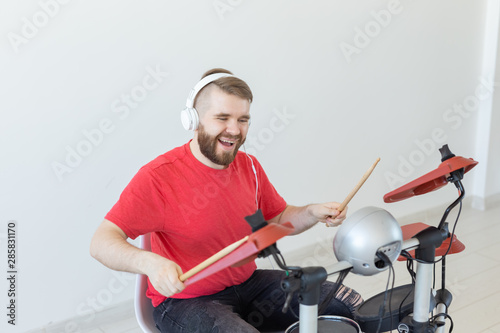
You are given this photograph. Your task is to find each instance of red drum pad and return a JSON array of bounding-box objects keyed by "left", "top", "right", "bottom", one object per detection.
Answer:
[
  {"left": 397, "top": 222, "right": 465, "bottom": 261},
  {"left": 185, "top": 222, "right": 295, "bottom": 286},
  {"left": 384, "top": 156, "right": 478, "bottom": 203}
]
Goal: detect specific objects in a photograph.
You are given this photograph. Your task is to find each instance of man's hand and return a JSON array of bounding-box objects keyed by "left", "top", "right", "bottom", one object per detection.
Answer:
[
  {"left": 307, "top": 202, "right": 347, "bottom": 227},
  {"left": 270, "top": 202, "right": 348, "bottom": 234},
  {"left": 145, "top": 255, "right": 186, "bottom": 298}
]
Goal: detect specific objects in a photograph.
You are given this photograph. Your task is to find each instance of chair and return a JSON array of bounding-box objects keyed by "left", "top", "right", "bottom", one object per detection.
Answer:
[{"left": 134, "top": 233, "right": 157, "bottom": 333}]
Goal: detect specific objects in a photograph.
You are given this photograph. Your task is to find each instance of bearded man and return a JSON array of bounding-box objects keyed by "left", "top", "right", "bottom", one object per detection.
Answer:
[{"left": 90, "top": 68, "right": 362, "bottom": 332}]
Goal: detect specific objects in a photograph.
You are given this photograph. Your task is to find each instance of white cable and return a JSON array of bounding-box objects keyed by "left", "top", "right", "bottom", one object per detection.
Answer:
[
  {"left": 242, "top": 145, "right": 258, "bottom": 209},
  {"left": 242, "top": 146, "right": 274, "bottom": 269}
]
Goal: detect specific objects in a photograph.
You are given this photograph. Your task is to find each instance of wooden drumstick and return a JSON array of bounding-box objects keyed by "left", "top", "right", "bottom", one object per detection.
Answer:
[
  {"left": 179, "top": 235, "right": 249, "bottom": 282},
  {"left": 327, "top": 157, "right": 380, "bottom": 227}
]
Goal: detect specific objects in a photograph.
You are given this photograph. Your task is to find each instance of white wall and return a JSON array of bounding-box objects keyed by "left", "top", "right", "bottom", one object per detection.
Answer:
[
  {"left": 0, "top": 0, "right": 497, "bottom": 331},
  {"left": 471, "top": 0, "right": 500, "bottom": 209},
  {"left": 486, "top": 0, "right": 500, "bottom": 199}
]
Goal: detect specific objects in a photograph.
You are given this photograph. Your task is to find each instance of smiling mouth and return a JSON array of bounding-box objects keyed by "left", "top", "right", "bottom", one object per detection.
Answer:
[{"left": 218, "top": 138, "right": 236, "bottom": 147}]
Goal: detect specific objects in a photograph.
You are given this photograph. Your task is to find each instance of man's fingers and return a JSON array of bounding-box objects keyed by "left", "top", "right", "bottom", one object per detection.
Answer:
[
  {"left": 149, "top": 260, "right": 186, "bottom": 298},
  {"left": 167, "top": 268, "right": 185, "bottom": 294},
  {"left": 325, "top": 219, "right": 342, "bottom": 227},
  {"left": 325, "top": 211, "right": 346, "bottom": 227},
  {"left": 161, "top": 276, "right": 184, "bottom": 297}
]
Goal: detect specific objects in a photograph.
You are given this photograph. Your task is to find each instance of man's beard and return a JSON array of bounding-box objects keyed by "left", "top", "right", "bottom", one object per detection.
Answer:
[{"left": 197, "top": 124, "right": 245, "bottom": 167}]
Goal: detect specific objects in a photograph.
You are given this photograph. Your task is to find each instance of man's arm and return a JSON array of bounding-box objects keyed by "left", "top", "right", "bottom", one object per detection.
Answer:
[
  {"left": 268, "top": 202, "right": 346, "bottom": 234},
  {"left": 89, "top": 219, "right": 185, "bottom": 297}
]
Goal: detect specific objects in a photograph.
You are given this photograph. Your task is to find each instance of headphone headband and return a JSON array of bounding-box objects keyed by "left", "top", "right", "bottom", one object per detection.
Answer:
[{"left": 185, "top": 73, "right": 234, "bottom": 108}]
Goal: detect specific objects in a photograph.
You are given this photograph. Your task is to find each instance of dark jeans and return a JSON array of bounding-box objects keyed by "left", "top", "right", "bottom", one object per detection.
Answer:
[{"left": 153, "top": 269, "right": 362, "bottom": 333}]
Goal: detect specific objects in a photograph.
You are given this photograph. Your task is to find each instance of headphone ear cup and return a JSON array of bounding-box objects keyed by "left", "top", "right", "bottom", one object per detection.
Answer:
[
  {"left": 182, "top": 73, "right": 233, "bottom": 131},
  {"left": 181, "top": 107, "right": 199, "bottom": 131}
]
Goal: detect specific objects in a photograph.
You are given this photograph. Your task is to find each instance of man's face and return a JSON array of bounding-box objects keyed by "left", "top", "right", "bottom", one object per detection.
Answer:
[{"left": 196, "top": 87, "right": 251, "bottom": 168}]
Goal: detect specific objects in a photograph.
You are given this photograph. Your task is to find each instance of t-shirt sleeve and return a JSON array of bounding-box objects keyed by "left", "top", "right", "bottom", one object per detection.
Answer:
[
  {"left": 251, "top": 157, "right": 287, "bottom": 221},
  {"left": 105, "top": 165, "right": 165, "bottom": 239}
]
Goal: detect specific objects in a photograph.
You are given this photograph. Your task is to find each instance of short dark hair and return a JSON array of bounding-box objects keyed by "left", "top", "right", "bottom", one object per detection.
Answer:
[{"left": 198, "top": 68, "right": 253, "bottom": 103}]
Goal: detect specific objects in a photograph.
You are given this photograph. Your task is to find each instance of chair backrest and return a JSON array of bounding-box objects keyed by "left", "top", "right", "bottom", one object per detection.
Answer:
[{"left": 134, "top": 234, "right": 157, "bottom": 333}]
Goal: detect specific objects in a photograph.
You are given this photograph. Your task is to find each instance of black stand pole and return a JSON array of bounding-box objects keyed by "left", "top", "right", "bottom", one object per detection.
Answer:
[{"left": 281, "top": 267, "right": 328, "bottom": 333}]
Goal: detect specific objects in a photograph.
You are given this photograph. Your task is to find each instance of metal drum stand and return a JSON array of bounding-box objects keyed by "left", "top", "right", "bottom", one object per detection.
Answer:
[{"left": 268, "top": 246, "right": 361, "bottom": 333}]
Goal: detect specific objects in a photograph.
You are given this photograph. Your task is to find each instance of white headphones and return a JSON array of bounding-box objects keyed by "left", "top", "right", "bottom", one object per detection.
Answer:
[{"left": 180, "top": 73, "right": 234, "bottom": 131}]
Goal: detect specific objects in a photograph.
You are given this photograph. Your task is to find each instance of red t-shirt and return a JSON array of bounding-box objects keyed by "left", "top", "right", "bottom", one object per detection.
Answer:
[{"left": 105, "top": 142, "right": 287, "bottom": 306}]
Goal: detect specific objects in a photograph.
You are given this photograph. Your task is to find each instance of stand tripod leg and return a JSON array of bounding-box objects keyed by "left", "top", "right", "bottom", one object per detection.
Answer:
[
  {"left": 300, "top": 304, "right": 318, "bottom": 333},
  {"left": 435, "top": 303, "right": 447, "bottom": 333},
  {"left": 413, "top": 262, "right": 433, "bottom": 325}
]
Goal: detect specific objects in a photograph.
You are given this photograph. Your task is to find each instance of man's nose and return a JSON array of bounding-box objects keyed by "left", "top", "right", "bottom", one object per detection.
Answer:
[{"left": 225, "top": 119, "right": 241, "bottom": 135}]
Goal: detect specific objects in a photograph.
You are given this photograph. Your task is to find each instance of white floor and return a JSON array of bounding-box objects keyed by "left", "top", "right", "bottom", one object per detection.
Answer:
[{"left": 86, "top": 204, "right": 500, "bottom": 333}]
